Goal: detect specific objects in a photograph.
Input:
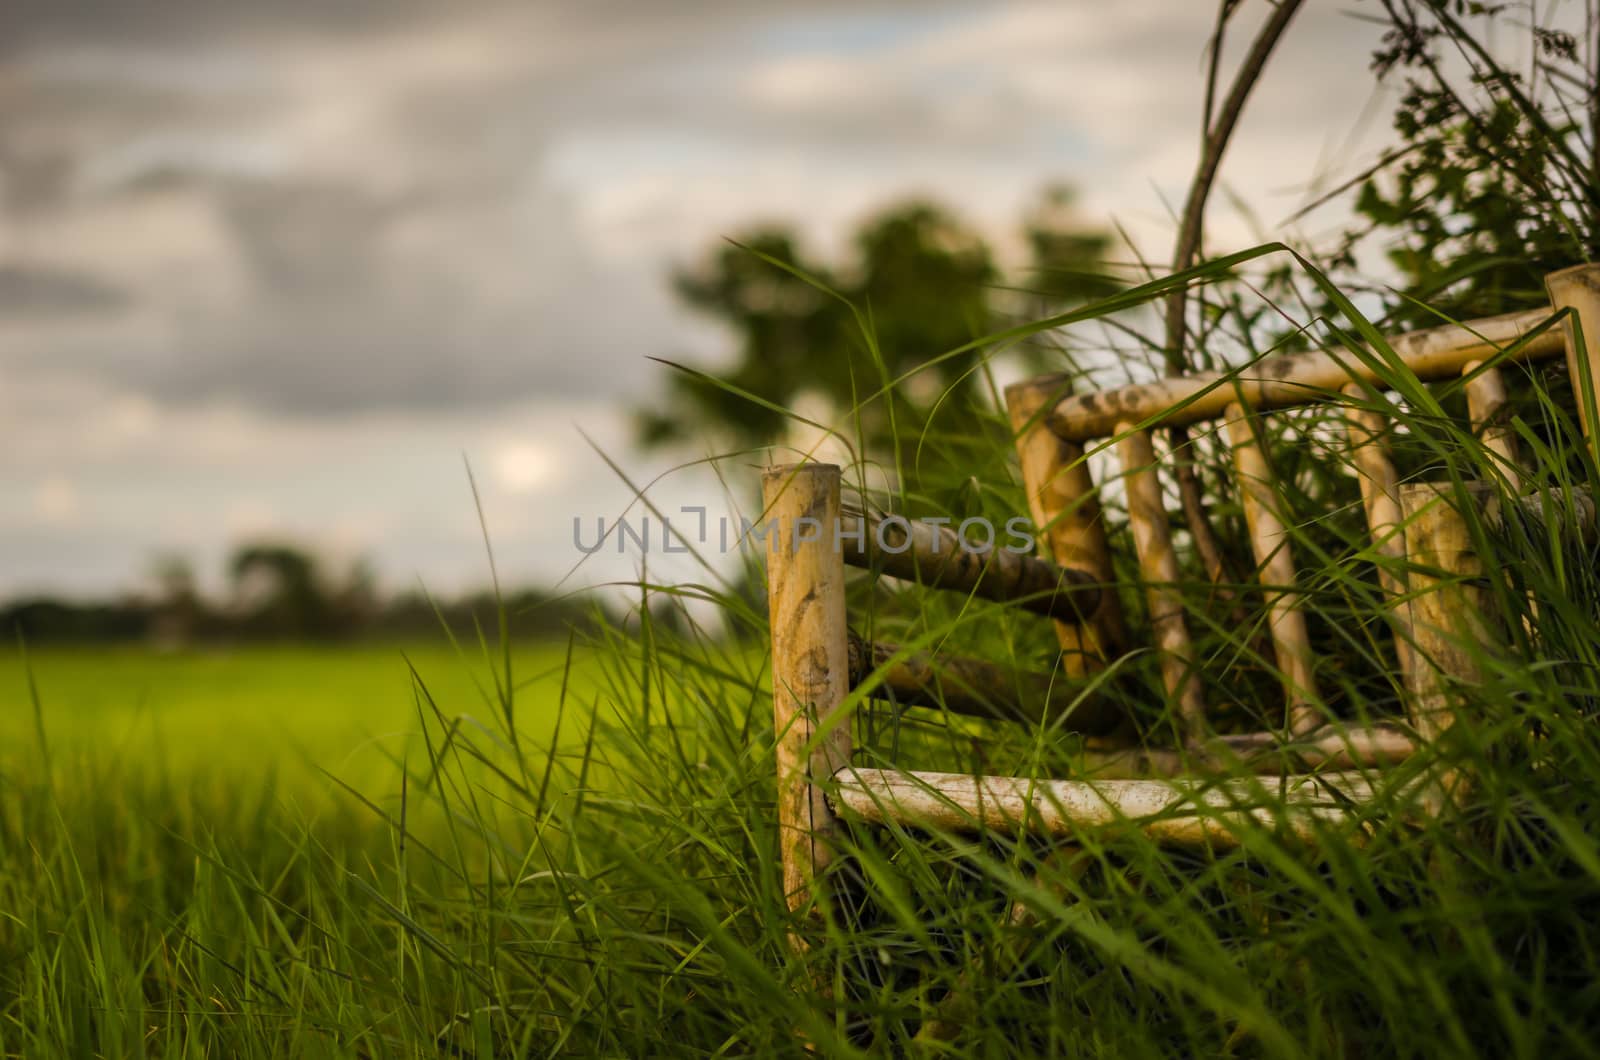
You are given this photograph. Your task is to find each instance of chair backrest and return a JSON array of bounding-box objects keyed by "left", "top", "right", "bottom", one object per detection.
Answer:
[{"left": 760, "top": 264, "right": 1600, "bottom": 920}]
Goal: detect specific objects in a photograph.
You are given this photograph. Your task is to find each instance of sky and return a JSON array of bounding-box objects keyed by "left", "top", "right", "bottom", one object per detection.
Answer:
[{"left": 0, "top": 1, "right": 1411, "bottom": 602}]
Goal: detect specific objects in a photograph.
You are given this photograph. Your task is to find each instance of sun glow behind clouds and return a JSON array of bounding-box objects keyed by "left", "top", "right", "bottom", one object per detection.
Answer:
[{"left": 492, "top": 441, "right": 559, "bottom": 495}]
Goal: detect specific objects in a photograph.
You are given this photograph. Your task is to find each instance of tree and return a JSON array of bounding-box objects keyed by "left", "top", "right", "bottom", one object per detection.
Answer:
[
  {"left": 148, "top": 552, "right": 202, "bottom": 647},
  {"left": 228, "top": 543, "right": 384, "bottom": 640},
  {"left": 636, "top": 192, "right": 1118, "bottom": 466},
  {"left": 229, "top": 543, "right": 333, "bottom": 639}
]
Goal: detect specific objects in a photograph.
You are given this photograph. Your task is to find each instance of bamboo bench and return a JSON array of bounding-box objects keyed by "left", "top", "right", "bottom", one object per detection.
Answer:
[{"left": 761, "top": 264, "right": 1600, "bottom": 923}]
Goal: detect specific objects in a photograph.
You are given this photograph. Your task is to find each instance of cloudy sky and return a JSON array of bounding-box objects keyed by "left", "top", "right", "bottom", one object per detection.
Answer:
[{"left": 1, "top": 1, "right": 1410, "bottom": 601}]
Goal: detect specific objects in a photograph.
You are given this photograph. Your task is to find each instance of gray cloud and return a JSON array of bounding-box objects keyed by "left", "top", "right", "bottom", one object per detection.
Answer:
[
  {"left": 0, "top": 263, "right": 127, "bottom": 315},
  {"left": 1, "top": 1, "right": 1391, "bottom": 419},
  {"left": 0, "top": 0, "right": 1425, "bottom": 596},
  {"left": 0, "top": 1, "right": 725, "bottom": 413},
  {"left": 1, "top": 0, "right": 453, "bottom": 52}
]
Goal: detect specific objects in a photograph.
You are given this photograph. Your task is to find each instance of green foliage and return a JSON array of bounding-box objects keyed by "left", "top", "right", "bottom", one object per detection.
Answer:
[
  {"left": 230, "top": 543, "right": 347, "bottom": 639},
  {"left": 636, "top": 191, "right": 1117, "bottom": 462},
  {"left": 1321, "top": 0, "right": 1597, "bottom": 327}
]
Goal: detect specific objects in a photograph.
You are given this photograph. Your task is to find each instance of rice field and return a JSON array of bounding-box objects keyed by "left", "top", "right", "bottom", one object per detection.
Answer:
[{"left": 1, "top": 642, "right": 595, "bottom": 795}]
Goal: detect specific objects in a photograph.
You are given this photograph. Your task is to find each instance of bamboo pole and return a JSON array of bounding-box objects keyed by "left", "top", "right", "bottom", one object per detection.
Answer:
[
  {"left": 1224, "top": 405, "right": 1322, "bottom": 734},
  {"left": 1545, "top": 264, "right": 1600, "bottom": 448},
  {"left": 845, "top": 634, "right": 1122, "bottom": 734},
  {"left": 1005, "top": 379, "right": 1127, "bottom": 677},
  {"left": 1116, "top": 425, "right": 1206, "bottom": 741},
  {"left": 844, "top": 635, "right": 1416, "bottom": 772},
  {"left": 1342, "top": 387, "right": 1416, "bottom": 687},
  {"left": 1026, "top": 307, "right": 1562, "bottom": 442},
  {"left": 837, "top": 509, "right": 1101, "bottom": 623},
  {"left": 1398, "top": 482, "right": 1497, "bottom": 743},
  {"left": 831, "top": 766, "right": 1444, "bottom": 848},
  {"left": 1074, "top": 723, "right": 1418, "bottom": 778},
  {"left": 762, "top": 463, "right": 853, "bottom": 920},
  {"left": 1205, "top": 724, "right": 1416, "bottom": 771},
  {"left": 1513, "top": 485, "right": 1597, "bottom": 539},
  {"left": 1462, "top": 361, "right": 1522, "bottom": 491}
]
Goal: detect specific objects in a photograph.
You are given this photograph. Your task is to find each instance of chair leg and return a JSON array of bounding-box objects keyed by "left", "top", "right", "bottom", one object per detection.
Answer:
[
  {"left": 1545, "top": 264, "right": 1600, "bottom": 455},
  {"left": 1399, "top": 482, "right": 1499, "bottom": 745},
  {"left": 1400, "top": 481, "right": 1504, "bottom": 816},
  {"left": 763, "top": 463, "right": 853, "bottom": 934}
]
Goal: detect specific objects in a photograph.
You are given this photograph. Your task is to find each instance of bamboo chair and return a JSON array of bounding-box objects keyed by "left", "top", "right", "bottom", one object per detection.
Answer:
[{"left": 762, "top": 265, "right": 1600, "bottom": 926}]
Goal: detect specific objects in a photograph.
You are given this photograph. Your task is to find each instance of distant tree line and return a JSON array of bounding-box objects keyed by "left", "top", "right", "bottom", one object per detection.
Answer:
[{"left": 4, "top": 541, "right": 609, "bottom": 645}]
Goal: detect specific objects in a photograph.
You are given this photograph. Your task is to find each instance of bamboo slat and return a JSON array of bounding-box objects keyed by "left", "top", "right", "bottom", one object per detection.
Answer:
[
  {"left": 1462, "top": 361, "right": 1522, "bottom": 490},
  {"left": 1341, "top": 392, "right": 1407, "bottom": 572},
  {"left": 1224, "top": 405, "right": 1322, "bottom": 734},
  {"left": 831, "top": 766, "right": 1444, "bottom": 848},
  {"left": 1028, "top": 307, "right": 1561, "bottom": 442},
  {"left": 1006, "top": 380, "right": 1127, "bottom": 675},
  {"left": 1116, "top": 425, "right": 1206, "bottom": 740},
  {"left": 1073, "top": 723, "right": 1418, "bottom": 777},
  {"left": 1341, "top": 388, "right": 1417, "bottom": 687}
]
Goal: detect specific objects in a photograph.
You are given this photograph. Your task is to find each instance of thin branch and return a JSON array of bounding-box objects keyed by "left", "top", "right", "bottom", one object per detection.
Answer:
[
  {"left": 1591, "top": 4, "right": 1600, "bottom": 229},
  {"left": 1165, "top": 0, "right": 1306, "bottom": 376},
  {"left": 1276, "top": 142, "right": 1422, "bottom": 229},
  {"left": 1164, "top": 0, "right": 1305, "bottom": 589},
  {"left": 1200, "top": 1, "right": 1235, "bottom": 137}
]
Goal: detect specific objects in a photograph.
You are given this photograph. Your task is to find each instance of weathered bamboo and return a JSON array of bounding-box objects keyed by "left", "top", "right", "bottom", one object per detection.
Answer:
[
  {"left": 1006, "top": 379, "right": 1127, "bottom": 674},
  {"left": 845, "top": 634, "right": 1122, "bottom": 734},
  {"left": 843, "top": 634, "right": 1417, "bottom": 772},
  {"left": 763, "top": 463, "right": 853, "bottom": 919},
  {"left": 1399, "top": 482, "right": 1497, "bottom": 743},
  {"left": 1074, "top": 723, "right": 1418, "bottom": 777},
  {"left": 831, "top": 766, "right": 1444, "bottom": 848},
  {"left": 838, "top": 509, "right": 1101, "bottom": 623},
  {"left": 1462, "top": 360, "right": 1522, "bottom": 491},
  {"left": 1029, "top": 307, "right": 1562, "bottom": 442},
  {"left": 1342, "top": 387, "right": 1417, "bottom": 686},
  {"left": 1116, "top": 425, "right": 1206, "bottom": 740},
  {"left": 1224, "top": 405, "right": 1322, "bottom": 734},
  {"left": 1545, "top": 264, "right": 1600, "bottom": 447},
  {"left": 1206, "top": 724, "right": 1416, "bottom": 764},
  {"left": 1514, "top": 485, "right": 1598, "bottom": 538}
]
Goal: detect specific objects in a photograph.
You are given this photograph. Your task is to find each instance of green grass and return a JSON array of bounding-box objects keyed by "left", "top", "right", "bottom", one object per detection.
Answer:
[
  {"left": 6, "top": 247, "right": 1600, "bottom": 1056},
  {"left": 0, "top": 642, "right": 599, "bottom": 794}
]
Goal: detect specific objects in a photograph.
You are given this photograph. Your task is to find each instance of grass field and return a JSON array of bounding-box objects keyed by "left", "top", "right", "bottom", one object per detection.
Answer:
[
  {"left": 7, "top": 264, "right": 1600, "bottom": 1055},
  {"left": 1, "top": 642, "right": 599, "bottom": 795},
  {"left": 0, "top": 631, "right": 738, "bottom": 1058},
  {"left": 8, "top": 392, "right": 1600, "bottom": 1054}
]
